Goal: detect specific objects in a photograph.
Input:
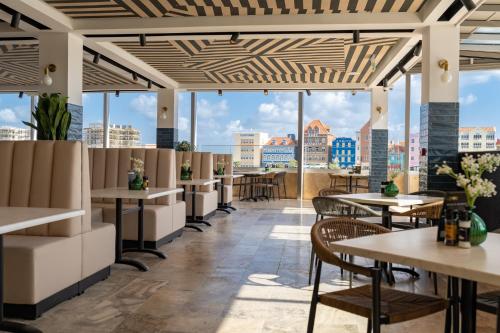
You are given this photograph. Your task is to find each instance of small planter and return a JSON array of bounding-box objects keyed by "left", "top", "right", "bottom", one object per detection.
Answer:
[
  {"left": 130, "top": 173, "right": 143, "bottom": 190},
  {"left": 384, "top": 180, "right": 399, "bottom": 197},
  {"left": 217, "top": 167, "right": 225, "bottom": 176},
  {"left": 181, "top": 167, "right": 192, "bottom": 181}
]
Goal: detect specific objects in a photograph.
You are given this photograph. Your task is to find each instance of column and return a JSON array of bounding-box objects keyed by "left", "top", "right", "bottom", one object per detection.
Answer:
[
  {"left": 38, "top": 32, "right": 83, "bottom": 140},
  {"left": 420, "top": 25, "right": 460, "bottom": 191},
  {"left": 156, "top": 88, "right": 178, "bottom": 149},
  {"left": 369, "top": 86, "right": 388, "bottom": 192},
  {"left": 297, "top": 91, "right": 304, "bottom": 200},
  {"left": 403, "top": 74, "right": 411, "bottom": 194},
  {"left": 190, "top": 92, "right": 197, "bottom": 148},
  {"left": 103, "top": 92, "right": 110, "bottom": 148}
]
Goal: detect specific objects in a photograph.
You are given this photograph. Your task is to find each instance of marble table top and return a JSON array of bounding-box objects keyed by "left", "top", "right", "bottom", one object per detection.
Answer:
[
  {"left": 0, "top": 207, "right": 84, "bottom": 235},
  {"left": 331, "top": 192, "right": 444, "bottom": 207},
  {"left": 214, "top": 174, "right": 244, "bottom": 179},
  {"left": 177, "top": 179, "right": 220, "bottom": 186},
  {"left": 329, "top": 227, "right": 500, "bottom": 287},
  {"left": 91, "top": 187, "right": 183, "bottom": 200},
  {"left": 234, "top": 171, "right": 273, "bottom": 176}
]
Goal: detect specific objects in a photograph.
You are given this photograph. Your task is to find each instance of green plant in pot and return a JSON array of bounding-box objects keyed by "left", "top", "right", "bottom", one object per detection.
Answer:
[
  {"left": 216, "top": 160, "right": 225, "bottom": 176},
  {"left": 129, "top": 157, "right": 144, "bottom": 190},
  {"left": 23, "top": 93, "right": 71, "bottom": 140},
  {"left": 437, "top": 153, "right": 500, "bottom": 246},
  {"left": 181, "top": 160, "right": 192, "bottom": 180},
  {"left": 175, "top": 140, "right": 195, "bottom": 152},
  {"left": 384, "top": 170, "right": 400, "bottom": 197}
]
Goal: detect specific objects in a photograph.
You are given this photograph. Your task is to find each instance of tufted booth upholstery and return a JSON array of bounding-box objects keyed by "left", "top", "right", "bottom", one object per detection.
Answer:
[
  {"left": 213, "top": 154, "right": 234, "bottom": 204},
  {"left": 176, "top": 151, "right": 217, "bottom": 218},
  {"left": 89, "top": 148, "right": 185, "bottom": 245},
  {"left": 0, "top": 141, "right": 115, "bottom": 311}
]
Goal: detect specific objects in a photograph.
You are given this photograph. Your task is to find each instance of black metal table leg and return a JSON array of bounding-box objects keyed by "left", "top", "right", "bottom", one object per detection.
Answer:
[
  {"left": 123, "top": 199, "right": 167, "bottom": 259},
  {"left": 217, "top": 178, "right": 231, "bottom": 214},
  {"left": 461, "top": 279, "right": 477, "bottom": 333},
  {"left": 184, "top": 184, "right": 211, "bottom": 231},
  {"left": 114, "top": 198, "right": 148, "bottom": 271},
  {"left": 0, "top": 235, "right": 42, "bottom": 332}
]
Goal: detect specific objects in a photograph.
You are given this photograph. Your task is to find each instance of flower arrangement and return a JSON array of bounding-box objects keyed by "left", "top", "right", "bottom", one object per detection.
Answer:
[
  {"left": 217, "top": 160, "right": 225, "bottom": 175},
  {"left": 129, "top": 157, "right": 145, "bottom": 190},
  {"left": 131, "top": 157, "right": 144, "bottom": 176},
  {"left": 181, "top": 160, "right": 192, "bottom": 180},
  {"left": 436, "top": 153, "right": 500, "bottom": 208}
]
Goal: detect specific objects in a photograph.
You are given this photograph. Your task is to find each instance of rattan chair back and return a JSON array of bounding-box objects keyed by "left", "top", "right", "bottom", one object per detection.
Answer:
[
  {"left": 318, "top": 188, "right": 350, "bottom": 197},
  {"left": 312, "top": 197, "right": 351, "bottom": 218},
  {"left": 311, "top": 218, "right": 390, "bottom": 276}
]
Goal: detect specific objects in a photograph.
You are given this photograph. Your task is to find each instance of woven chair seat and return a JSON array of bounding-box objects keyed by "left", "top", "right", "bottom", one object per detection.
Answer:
[
  {"left": 477, "top": 291, "right": 500, "bottom": 314},
  {"left": 319, "top": 285, "right": 448, "bottom": 324}
]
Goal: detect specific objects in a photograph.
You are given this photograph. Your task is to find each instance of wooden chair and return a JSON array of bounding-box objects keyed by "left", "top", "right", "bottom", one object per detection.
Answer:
[
  {"left": 476, "top": 291, "right": 500, "bottom": 333},
  {"left": 318, "top": 188, "right": 350, "bottom": 197},
  {"left": 328, "top": 173, "right": 348, "bottom": 191},
  {"left": 272, "top": 171, "right": 287, "bottom": 199},
  {"left": 307, "top": 218, "right": 450, "bottom": 333}
]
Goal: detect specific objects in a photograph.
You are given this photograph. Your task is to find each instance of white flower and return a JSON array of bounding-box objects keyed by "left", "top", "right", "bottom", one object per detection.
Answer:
[{"left": 436, "top": 164, "right": 453, "bottom": 175}]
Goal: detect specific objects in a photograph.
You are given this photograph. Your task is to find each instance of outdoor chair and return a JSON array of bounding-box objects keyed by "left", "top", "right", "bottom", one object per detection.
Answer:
[
  {"left": 307, "top": 218, "right": 450, "bottom": 333},
  {"left": 272, "top": 171, "right": 287, "bottom": 199},
  {"left": 328, "top": 173, "right": 348, "bottom": 191},
  {"left": 476, "top": 291, "right": 500, "bottom": 333},
  {"left": 318, "top": 187, "right": 350, "bottom": 197}
]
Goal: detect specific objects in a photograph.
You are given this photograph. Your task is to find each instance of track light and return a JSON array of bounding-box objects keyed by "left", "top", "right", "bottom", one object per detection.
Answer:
[
  {"left": 93, "top": 53, "right": 100, "bottom": 64},
  {"left": 147, "top": 80, "right": 152, "bottom": 89},
  {"left": 218, "top": 89, "right": 223, "bottom": 96},
  {"left": 115, "top": 90, "right": 120, "bottom": 97},
  {"left": 306, "top": 90, "right": 311, "bottom": 96},
  {"left": 382, "top": 78, "right": 389, "bottom": 91},
  {"left": 139, "top": 34, "right": 146, "bottom": 47},
  {"left": 10, "top": 12, "right": 21, "bottom": 29},
  {"left": 132, "top": 72, "right": 138, "bottom": 81},
  {"left": 353, "top": 30, "right": 360, "bottom": 44},
  {"left": 413, "top": 41, "right": 422, "bottom": 57},
  {"left": 264, "top": 89, "right": 269, "bottom": 96},
  {"left": 397, "top": 63, "right": 407, "bottom": 74},
  {"left": 18, "top": 91, "right": 23, "bottom": 99},
  {"left": 460, "top": 0, "right": 476, "bottom": 11},
  {"left": 230, "top": 33, "right": 239, "bottom": 44}
]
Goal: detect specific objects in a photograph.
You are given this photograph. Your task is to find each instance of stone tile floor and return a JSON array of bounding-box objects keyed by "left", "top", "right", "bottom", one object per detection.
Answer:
[{"left": 25, "top": 199, "right": 497, "bottom": 332}]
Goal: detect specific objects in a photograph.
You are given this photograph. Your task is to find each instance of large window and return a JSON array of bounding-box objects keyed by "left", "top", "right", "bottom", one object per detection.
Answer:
[{"left": 0, "top": 93, "right": 32, "bottom": 140}]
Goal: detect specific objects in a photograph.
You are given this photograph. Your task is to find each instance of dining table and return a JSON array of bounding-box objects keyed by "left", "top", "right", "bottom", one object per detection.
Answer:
[
  {"left": 329, "top": 173, "right": 369, "bottom": 192},
  {"left": 329, "top": 227, "right": 499, "bottom": 333},
  {"left": 330, "top": 192, "right": 444, "bottom": 283},
  {"left": 234, "top": 171, "right": 274, "bottom": 201}
]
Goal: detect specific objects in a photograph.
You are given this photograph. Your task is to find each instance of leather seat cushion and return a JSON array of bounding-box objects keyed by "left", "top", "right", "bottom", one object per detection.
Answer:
[{"left": 82, "top": 222, "right": 115, "bottom": 279}]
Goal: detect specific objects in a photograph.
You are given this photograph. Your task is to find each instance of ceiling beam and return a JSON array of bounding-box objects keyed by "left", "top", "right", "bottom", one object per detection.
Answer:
[
  {"left": 419, "top": 0, "right": 456, "bottom": 24},
  {"left": 366, "top": 37, "right": 420, "bottom": 88},
  {"left": 0, "top": 83, "right": 148, "bottom": 93},
  {"left": 177, "top": 82, "right": 366, "bottom": 90},
  {"left": 461, "top": 43, "right": 500, "bottom": 52},
  {"left": 73, "top": 12, "right": 423, "bottom": 35}
]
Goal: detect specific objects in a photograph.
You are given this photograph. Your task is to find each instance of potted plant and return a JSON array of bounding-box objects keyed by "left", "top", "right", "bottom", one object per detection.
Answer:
[
  {"left": 217, "top": 160, "right": 225, "bottom": 176},
  {"left": 181, "top": 160, "right": 192, "bottom": 180},
  {"left": 129, "top": 157, "right": 144, "bottom": 190},
  {"left": 436, "top": 153, "right": 500, "bottom": 245},
  {"left": 23, "top": 93, "right": 71, "bottom": 140},
  {"left": 382, "top": 170, "right": 400, "bottom": 197},
  {"left": 175, "top": 140, "right": 195, "bottom": 152}
]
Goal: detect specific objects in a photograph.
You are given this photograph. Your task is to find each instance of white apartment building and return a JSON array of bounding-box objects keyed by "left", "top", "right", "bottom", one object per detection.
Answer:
[
  {"left": 232, "top": 131, "right": 269, "bottom": 167},
  {"left": 84, "top": 123, "right": 141, "bottom": 148},
  {"left": 0, "top": 127, "right": 30, "bottom": 141},
  {"left": 459, "top": 127, "right": 497, "bottom": 152}
]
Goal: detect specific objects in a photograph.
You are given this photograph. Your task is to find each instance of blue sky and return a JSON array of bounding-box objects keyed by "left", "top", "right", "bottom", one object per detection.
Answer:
[{"left": 0, "top": 70, "right": 499, "bottom": 146}]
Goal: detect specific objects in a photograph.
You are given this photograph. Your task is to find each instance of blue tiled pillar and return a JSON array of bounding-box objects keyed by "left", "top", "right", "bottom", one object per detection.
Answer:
[
  {"left": 156, "top": 128, "right": 178, "bottom": 149},
  {"left": 67, "top": 103, "right": 83, "bottom": 141},
  {"left": 369, "top": 129, "right": 388, "bottom": 192},
  {"left": 419, "top": 102, "right": 459, "bottom": 191}
]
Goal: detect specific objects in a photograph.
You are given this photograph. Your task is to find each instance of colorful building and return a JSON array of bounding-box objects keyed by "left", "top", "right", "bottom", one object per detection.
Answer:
[
  {"left": 304, "top": 119, "right": 334, "bottom": 168},
  {"left": 388, "top": 141, "right": 405, "bottom": 171},
  {"left": 459, "top": 127, "right": 497, "bottom": 152},
  {"left": 409, "top": 133, "right": 420, "bottom": 171},
  {"left": 232, "top": 131, "right": 269, "bottom": 167},
  {"left": 261, "top": 134, "right": 296, "bottom": 168},
  {"left": 358, "top": 121, "right": 371, "bottom": 171},
  {"left": 331, "top": 137, "right": 356, "bottom": 168}
]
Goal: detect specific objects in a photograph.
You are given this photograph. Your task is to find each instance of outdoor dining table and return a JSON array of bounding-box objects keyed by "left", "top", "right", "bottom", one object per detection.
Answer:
[
  {"left": 330, "top": 192, "right": 444, "bottom": 283},
  {"left": 234, "top": 171, "right": 274, "bottom": 201},
  {"left": 329, "top": 227, "right": 499, "bottom": 333},
  {"left": 91, "top": 187, "right": 183, "bottom": 272},
  {"left": 0, "top": 207, "right": 84, "bottom": 333},
  {"left": 214, "top": 174, "right": 243, "bottom": 214},
  {"left": 177, "top": 179, "right": 220, "bottom": 232}
]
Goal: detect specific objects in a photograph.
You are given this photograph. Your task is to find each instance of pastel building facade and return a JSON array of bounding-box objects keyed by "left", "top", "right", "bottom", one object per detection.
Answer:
[{"left": 331, "top": 137, "right": 356, "bottom": 168}]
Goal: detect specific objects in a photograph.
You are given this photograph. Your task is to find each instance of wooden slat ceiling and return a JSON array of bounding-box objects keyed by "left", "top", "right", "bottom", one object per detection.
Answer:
[
  {"left": 0, "top": 44, "right": 138, "bottom": 88},
  {"left": 43, "top": 0, "right": 427, "bottom": 18},
  {"left": 115, "top": 37, "right": 397, "bottom": 84}
]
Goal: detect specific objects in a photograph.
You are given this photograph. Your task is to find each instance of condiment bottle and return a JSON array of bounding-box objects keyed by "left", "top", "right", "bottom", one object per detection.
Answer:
[
  {"left": 444, "top": 209, "right": 458, "bottom": 246},
  {"left": 142, "top": 176, "right": 149, "bottom": 191},
  {"left": 458, "top": 210, "right": 471, "bottom": 249}
]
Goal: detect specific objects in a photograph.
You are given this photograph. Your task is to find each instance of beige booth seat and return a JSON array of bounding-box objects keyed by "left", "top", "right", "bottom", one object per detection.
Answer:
[
  {"left": 176, "top": 151, "right": 217, "bottom": 219},
  {"left": 89, "top": 148, "right": 186, "bottom": 248},
  {"left": 213, "top": 154, "right": 234, "bottom": 204},
  {"left": 0, "top": 141, "right": 114, "bottom": 319}
]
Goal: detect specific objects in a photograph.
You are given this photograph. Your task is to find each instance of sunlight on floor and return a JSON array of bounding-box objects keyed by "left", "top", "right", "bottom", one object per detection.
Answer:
[{"left": 269, "top": 225, "right": 311, "bottom": 241}]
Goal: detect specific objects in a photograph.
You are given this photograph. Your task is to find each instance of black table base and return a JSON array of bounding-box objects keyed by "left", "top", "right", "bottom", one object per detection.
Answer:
[
  {"left": 122, "top": 248, "right": 167, "bottom": 259},
  {"left": 216, "top": 178, "right": 238, "bottom": 214},
  {"left": 183, "top": 185, "right": 212, "bottom": 232}
]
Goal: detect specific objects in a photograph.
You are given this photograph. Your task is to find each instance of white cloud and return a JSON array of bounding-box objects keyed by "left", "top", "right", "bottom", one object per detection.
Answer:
[
  {"left": 459, "top": 93, "right": 477, "bottom": 105},
  {"left": 197, "top": 99, "right": 228, "bottom": 118},
  {"left": 130, "top": 94, "right": 157, "bottom": 120},
  {"left": 178, "top": 116, "right": 189, "bottom": 131},
  {"left": 460, "top": 70, "right": 500, "bottom": 86},
  {"left": 0, "top": 108, "right": 18, "bottom": 123}
]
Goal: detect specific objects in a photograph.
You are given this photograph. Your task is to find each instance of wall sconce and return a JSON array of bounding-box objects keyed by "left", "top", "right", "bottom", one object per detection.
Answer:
[
  {"left": 376, "top": 106, "right": 382, "bottom": 114},
  {"left": 161, "top": 107, "right": 168, "bottom": 120},
  {"left": 438, "top": 59, "right": 452, "bottom": 83},
  {"left": 41, "top": 64, "right": 56, "bottom": 86}
]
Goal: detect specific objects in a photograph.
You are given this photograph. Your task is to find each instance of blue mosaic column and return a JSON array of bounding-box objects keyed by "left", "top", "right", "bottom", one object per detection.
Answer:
[
  {"left": 419, "top": 102, "right": 459, "bottom": 191},
  {"left": 369, "top": 129, "right": 388, "bottom": 192},
  {"left": 156, "top": 128, "right": 178, "bottom": 149},
  {"left": 66, "top": 103, "right": 83, "bottom": 141}
]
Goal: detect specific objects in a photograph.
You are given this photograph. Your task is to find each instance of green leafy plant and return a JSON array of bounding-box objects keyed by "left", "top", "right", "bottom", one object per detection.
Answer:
[
  {"left": 23, "top": 93, "right": 71, "bottom": 140},
  {"left": 175, "top": 140, "right": 195, "bottom": 152}
]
